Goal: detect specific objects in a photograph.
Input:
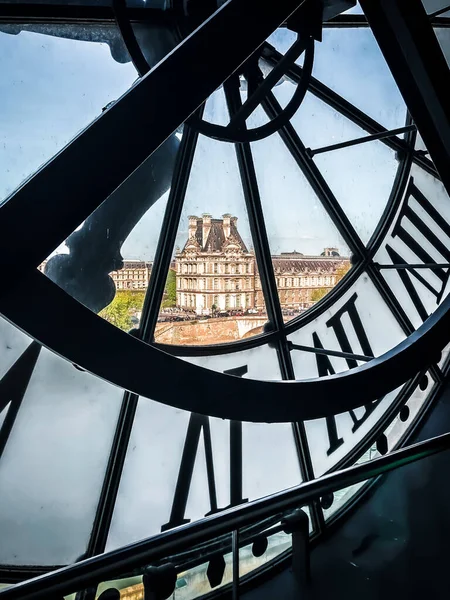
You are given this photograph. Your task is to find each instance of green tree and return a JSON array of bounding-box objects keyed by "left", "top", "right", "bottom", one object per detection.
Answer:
[
  {"left": 310, "top": 287, "right": 328, "bottom": 303},
  {"left": 310, "top": 261, "right": 351, "bottom": 303},
  {"left": 161, "top": 269, "right": 177, "bottom": 308},
  {"left": 99, "top": 290, "right": 145, "bottom": 331},
  {"left": 335, "top": 261, "right": 351, "bottom": 284}
]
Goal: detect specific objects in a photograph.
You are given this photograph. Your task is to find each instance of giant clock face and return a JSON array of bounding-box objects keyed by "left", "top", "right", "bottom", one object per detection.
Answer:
[{"left": 0, "top": 1, "right": 448, "bottom": 597}]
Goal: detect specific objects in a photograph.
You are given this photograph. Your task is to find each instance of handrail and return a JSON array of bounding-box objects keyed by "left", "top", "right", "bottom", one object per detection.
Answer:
[{"left": 2, "top": 431, "right": 450, "bottom": 600}]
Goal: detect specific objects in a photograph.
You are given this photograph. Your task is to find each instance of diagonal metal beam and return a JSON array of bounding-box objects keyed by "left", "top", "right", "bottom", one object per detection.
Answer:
[
  {"left": 308, "top": 124, "right": 416, "bottom": 156},
  {"left": 261, "top": 91, "right": 367, "bottom": 259},
  {"left": 359, "top": 0, "right": 450, "bottom": 194},
  {"left": 262, "top": 44, "right": 439, "bottom": 179},
  {"left": 0, "top": 0, "right": 307, "bottom": 286}
]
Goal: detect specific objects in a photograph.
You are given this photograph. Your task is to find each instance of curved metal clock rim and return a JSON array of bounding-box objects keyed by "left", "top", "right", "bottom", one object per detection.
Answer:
[
  {"left": 186, "top": 37, "right": 314, "bottom": 143},
  {"left": 0, "top": 366, "right": 442, "bottom": 581},
  {"left": 0, "top": 268, "right": 448, "bottom": 423}
]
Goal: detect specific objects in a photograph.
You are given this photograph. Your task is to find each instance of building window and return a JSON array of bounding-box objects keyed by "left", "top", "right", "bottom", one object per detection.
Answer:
[
  {"left": 214, "top": 278, "right": 219, "bottom": 290},
  {"left": 214, "top": 263, "right": 218, "bottom": 274},
  {"left": 246, "top": 263, "right": 250, "bottom": 274}
]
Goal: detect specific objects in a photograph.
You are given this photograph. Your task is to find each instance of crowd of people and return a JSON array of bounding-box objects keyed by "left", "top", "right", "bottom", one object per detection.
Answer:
[
  {"left": 157, "top": 305, "right": 310, "bottom": 323},
  {"left": 157, "top": 307, "right": 264, "bottom": 323}
]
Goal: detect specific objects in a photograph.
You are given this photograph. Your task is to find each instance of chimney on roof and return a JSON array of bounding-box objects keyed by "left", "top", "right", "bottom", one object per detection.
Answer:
[
  {"left": 188, "top": 216, "right": 198, "bottom": 239},
  {"left": 223, "top": 213, "right": 232, "bottom": 238},
  {"left": 202, "top": 214, "right": 212, "bottom": 246}
]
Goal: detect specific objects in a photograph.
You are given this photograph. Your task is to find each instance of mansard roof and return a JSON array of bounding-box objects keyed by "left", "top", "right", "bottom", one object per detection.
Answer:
[
  {"left": 270, "top": 256, "right": 349, "bottom": 275},
  {"left": 182, "top": 217, "right": 249, "bottom": 254}
]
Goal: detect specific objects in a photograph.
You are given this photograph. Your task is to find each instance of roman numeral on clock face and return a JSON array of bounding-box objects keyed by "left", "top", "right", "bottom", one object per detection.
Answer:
[
  {"left": 312, "top": 292, "right": 381, "bottom": 456},
  {"left": 161, "top": 365, "right": 248, "bottom": 531},
  {"left": 380, "top": 178, "right": 450, "bottom": 324}
]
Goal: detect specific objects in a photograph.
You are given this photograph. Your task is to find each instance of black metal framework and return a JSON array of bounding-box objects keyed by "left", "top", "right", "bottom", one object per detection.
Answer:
[
  {"left": 0, "top": 0, "right": 449, "bottom": 595},
  {"left": 1, "top": 3, "right": 450, "bottom": 28},
  {"left": 1, "top": 1, "right": 448, "bottom": 422},
  {"left": 307, "top": 124, "right": 417, "bottom": 157}
]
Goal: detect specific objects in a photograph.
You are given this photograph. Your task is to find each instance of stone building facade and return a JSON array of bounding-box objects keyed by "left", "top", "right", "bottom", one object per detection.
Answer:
[
  {"left": 38, "top": 259, "right": 153, "bottom": 291},
  {"left": 176, "top": 214, "right": 255, "bottom": 313},
  {"left": 176, "top": 215, "right": 350, "bottom": 314},
  {"left": 109, "top": 260, "right": 153, "bottom": 290}
]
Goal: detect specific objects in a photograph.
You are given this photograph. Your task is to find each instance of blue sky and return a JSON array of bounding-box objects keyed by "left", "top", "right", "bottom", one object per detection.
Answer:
[
  {"left": 0, "top": 12, "right": 406, "bottom": 260},
  {"left": 0, "top": 27, "right": 137, "bottom": 199}
]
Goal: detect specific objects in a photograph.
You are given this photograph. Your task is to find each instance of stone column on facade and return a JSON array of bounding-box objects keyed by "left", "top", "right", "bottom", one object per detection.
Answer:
[
  {"left": 188, "top": 216, "right": 198, "bottom": 240},
  {"left": 222, "top": 214, "right": 231, "bottom": 238},
  {"left": 202, "top": 214, "right": 212, "bottom": 245}
]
